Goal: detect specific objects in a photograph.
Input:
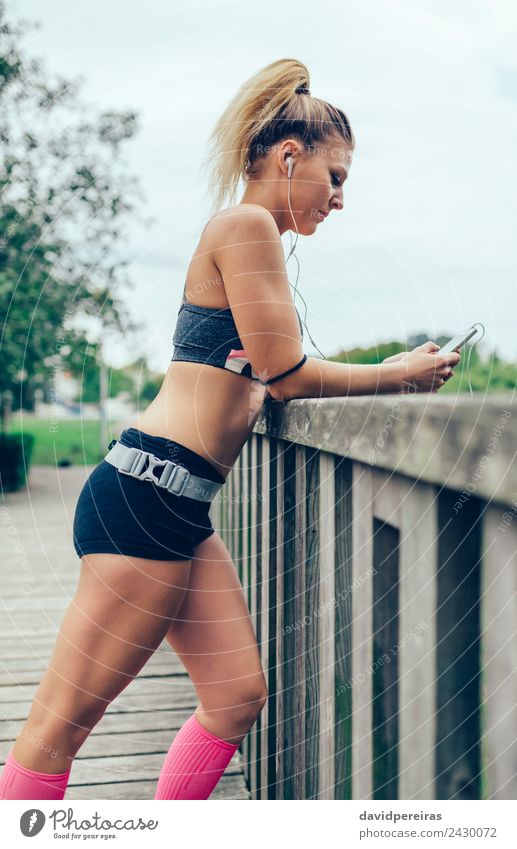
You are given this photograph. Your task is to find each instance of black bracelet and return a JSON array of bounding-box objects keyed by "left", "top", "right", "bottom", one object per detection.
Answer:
[{"left": 259, "top": 353, "right": 308, "bottom": 386}]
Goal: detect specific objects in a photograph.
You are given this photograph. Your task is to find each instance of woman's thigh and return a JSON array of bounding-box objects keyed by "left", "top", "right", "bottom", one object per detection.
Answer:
[
  {"left": 164, "top": 532, "right": 267, "bottom": 739},
  {"left": 21, "top": 553, "right": 191, "bottom": 767}
]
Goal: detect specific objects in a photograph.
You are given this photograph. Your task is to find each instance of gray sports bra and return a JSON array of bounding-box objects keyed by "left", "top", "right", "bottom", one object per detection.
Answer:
[{"left": 171, "top": 286, "right": 306, "bottom": 386}]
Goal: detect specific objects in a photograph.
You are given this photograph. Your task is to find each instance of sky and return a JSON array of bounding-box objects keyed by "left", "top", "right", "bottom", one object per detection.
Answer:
[{"left": 11, "top": 0, "right": 517, "bottom": 371}]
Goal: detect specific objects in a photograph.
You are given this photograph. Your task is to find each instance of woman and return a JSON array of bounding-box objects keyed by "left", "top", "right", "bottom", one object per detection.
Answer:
[{"left": 0, "top": 58, "right": 460, "bottom": 801}]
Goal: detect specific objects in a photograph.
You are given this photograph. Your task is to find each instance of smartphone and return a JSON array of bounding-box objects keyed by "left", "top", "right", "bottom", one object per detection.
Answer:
[{"left": 437, "top": 325, "right": 480, "bottom": 355}]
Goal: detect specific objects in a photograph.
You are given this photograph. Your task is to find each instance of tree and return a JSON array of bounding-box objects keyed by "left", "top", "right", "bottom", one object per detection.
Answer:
[
  {"left": 0, "top": 3, "right": 146, "bottom": 429},
  {"left": 58, "top": 332, "right": 139, "bottom": 404}
]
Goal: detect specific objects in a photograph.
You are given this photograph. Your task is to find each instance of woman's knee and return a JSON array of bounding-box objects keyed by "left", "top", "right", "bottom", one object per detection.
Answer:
[
  {"left": 26, "top": 690, "right": 106, "bottom": 753},
  {"left": 215, "top": 681, "right": 268, "bottom": 728},
  {"left": 14, "top": 709, "right": 97, "bottom": 771},
  {"left": 240, "top": 687, "right": 268, "bottom": 725}
]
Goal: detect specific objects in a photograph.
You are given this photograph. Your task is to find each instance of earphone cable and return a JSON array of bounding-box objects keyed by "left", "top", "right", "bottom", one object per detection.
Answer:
[{"left": 285, "top": 165, "right": 327, "bottom": 359}]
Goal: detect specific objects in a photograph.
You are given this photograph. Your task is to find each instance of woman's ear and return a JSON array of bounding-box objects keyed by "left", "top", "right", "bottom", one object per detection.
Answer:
[{"left": 277, "top": 139, "right": 301, "bottom": 176}]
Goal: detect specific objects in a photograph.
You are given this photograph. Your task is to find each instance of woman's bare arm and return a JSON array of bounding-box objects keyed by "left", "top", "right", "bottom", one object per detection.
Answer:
[
  {"left": 267, "top": 356, "right": 404, "bottom": 401},
  {"left": 268, "top": 342, "right": 461, "bottom": 401},
  {"left": 212, "top": 207, "right": 460, "bottom": 401}
]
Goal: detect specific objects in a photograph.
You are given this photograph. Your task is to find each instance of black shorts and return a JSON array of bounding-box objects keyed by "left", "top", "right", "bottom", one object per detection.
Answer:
[{"left": 73, "top": 427, "right": 226, "bottom": 562}]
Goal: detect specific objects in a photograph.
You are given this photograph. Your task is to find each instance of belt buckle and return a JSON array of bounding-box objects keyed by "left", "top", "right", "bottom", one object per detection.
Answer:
[
  {"left": 157, "top": 461, "right": 190, "bottom": 497},
  {"left": 117, "top": 447, "right": 148, "bottom": 478},
  {"left": 118, "top": 448, "right": 166, "bottom": 483},
  {"left": 118, "top": 448, "right": 190, "bottom": 497}
]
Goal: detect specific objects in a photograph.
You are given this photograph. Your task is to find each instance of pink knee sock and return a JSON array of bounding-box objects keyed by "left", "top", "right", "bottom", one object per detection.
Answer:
[
  {"left": 154, "top": 712, "right": 239, "bottom": 800},
  {"left": 0, "top": 750, "right": 71, "bottom": 800}
]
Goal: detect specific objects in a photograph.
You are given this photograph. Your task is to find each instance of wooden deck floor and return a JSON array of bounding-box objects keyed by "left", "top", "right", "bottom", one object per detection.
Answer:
[{"left": 0, "top": 464, "right": 249, "bottom": 800}]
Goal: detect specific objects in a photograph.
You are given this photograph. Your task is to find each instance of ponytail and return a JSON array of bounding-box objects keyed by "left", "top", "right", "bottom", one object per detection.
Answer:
[{"left": 203, "top": 58, "right": 354, "bottom": 215}]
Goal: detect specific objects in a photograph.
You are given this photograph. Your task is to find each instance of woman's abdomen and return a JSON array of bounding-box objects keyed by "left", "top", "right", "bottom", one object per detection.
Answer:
[{"left": 130, "top": 361, "right": 267, "bottom": 477}]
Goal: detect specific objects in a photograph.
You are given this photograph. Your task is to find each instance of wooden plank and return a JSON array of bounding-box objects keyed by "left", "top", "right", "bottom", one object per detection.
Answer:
[
  {"left": 213, "top": 457, "right": 223, "bottom": 540},
  {"left": 481, "top": 504, "right": 517, "bottom": 800},
  {"left": 0, "top": 651, "right": 181, "bottom": 679},
  {"left": 246, "top": 435, "right": 254, "bottom": 795},
  {"left": 253, "top": 397, "right": 517, "bottom": 509},
  {"left": 64, "top": 751, "right": 243, "bottom": 785},
  {"left": 371, "top": 514, "right": 399, "bottom": 800},
  {"left": 232, "top": 449, "right": 239, "bottom": 569},
  {"left": 2, "top": 728, "right": 239, "bottom": 762},
  {"left": 316, "top": 451, "right": 335, "bottom": 799},
  {"left": 268, "top": 438, "right": 280, "bottom": 798},
  {"left": 275, "top": 439, "right": 286, "bottom": 798},
  {"left": 372, "top": 471, "right": 440, "bottom": 799},
  {"left": 67, "top": 774, "right": 249, "bottom": 800},
  {"left": 304, "top": 446, "right": 320, "bottom": 799},
  {"left": 436, "top": 488, "right": 482, "bottom": 800},
  {"left": 0, "top": 676, "right": 200, "bottom": 703},
  {"left": 249, "top": 433, "right": 258, "bottom": 799},
  {"left": 371, "top": 469, "right": 407, "bottom": 524},
  {"left": 258, "top": 436, "right": 270, "bottom": 799},
  {"left": 280, "top": 440, "right": 298, "bottom": 798},
  {"left": 221, "top": 459, "right": 228, "bottom": 537},
  {"left": 369, "top": 470, "right": 404, "bottom": 799},
  {"left": 398, "top": 479, "right": 439, "bottom": 799},
  {"left": 257, "top": 434, "right": 266, "bottom": 797},
  {"left": 231, "top": 447, "right": 237, "bottom": 562},
  {"left": 220, "top": 450, "right": 232, "bottom": 555},
  {"left": 334, "top": 457, "right": 353, "bottom": 799},
  {"left": 351, "top": 461, "right": 374, "bottom": 799},
  {"left": 222, "top": 454, "right": 230, "bottom": 553},
  {"left": 292, "top": 443, "right": 307, "bottom": 799},
  {"left": 0, "top": 709, "right": 197, "bottom": 749},
  {"left": 0, "top": 661, "right": 185, "bottom": 684},
  {"left": 240, "top": 439, "right": 250, "bottom": 783},
  {"left": 254, "top": 435, "right": 264, "bottom": 798},
  {"left": 1, "top": 691, "right": 197, "bottom": 722},
  {"left": 241, "top": 440, "right": 247, "bottom": 575},
  {"left": 295, "top": 446, "right": 316, "bottom": 797}
]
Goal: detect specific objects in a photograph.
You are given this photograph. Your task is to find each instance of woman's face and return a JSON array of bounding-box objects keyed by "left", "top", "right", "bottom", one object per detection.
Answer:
[{"left": 280, "top": 136, "right": 353, "bottom": 235}]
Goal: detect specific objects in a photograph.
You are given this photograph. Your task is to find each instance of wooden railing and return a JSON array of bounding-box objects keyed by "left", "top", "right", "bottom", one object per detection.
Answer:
[{"left": 211, "top": 393, "right": 517, "bottom": 801}]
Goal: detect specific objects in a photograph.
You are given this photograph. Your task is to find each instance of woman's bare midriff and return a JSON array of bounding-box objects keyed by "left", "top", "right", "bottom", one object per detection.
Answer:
[{"left": 126, "top": 209, "right": 268, "bottom": 481}]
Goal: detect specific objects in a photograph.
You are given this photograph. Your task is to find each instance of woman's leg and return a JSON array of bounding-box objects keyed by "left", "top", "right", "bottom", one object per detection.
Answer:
[
  {"left": 153, "top": 531, "right": 267, "bottom": 799},
  {"left": 166, "top": 531, "right": 268, "bottom": 742},
  {"left": 1, "top": 552, "right": 191, "bottom": 798}
]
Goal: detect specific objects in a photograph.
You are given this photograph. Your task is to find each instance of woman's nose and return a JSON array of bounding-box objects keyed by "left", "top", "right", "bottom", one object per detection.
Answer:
[{"left": 330, "top": 192, "right": 344, "bottom": 212}]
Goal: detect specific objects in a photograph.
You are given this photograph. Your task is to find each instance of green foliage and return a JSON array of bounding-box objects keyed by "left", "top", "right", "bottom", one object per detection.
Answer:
[
  {"left": 118, "top": 357, "right": 164, "bottom": 403},
  {"left": 329, "top": 339, "right": 517, "bottom": 393},
  {"left": 7, "top": 418, "right": 118, "bottom": 466},
  {"left": 138, "top": 377, "right": 162, "bottom": 403},
  {"left": 57, "top": 332, "right": 134, "bottom": 403},
  {"left": 336, "top": 340, "right": 407, "bottom": 366},
  {"left": 0, "top": 430, "right": 35, "bottom": 490},
  {"left": 0, "top": 4, "right": 146, "bottom": 428},
  {"left": 58, "top": 339, "right": 163, "bottom": 404}
]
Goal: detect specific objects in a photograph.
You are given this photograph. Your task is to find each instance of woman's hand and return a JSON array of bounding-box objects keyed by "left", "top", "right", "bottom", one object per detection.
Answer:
[{"left": 394, "top": 340, "right": 461, "bottom": 393}]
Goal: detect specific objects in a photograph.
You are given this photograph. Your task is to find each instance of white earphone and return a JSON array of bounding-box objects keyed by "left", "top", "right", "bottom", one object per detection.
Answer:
[{"left": 283, "top": 153, "right": 326, "bottom": 358}]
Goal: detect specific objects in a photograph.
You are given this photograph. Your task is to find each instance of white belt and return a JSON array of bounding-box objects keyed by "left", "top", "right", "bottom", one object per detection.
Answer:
[{"left": 104, "top": 441, "right": 223, "bottom": 502}]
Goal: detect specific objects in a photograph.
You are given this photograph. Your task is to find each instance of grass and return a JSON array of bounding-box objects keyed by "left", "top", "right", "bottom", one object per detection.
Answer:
[{"left": 7, "top": 418, "right": 122, "bottom": 466}]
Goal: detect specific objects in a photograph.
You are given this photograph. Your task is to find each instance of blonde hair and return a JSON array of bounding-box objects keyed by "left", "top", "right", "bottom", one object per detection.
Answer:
[{"left": 203, "top": 58, "right": 355, "bottom": 215}]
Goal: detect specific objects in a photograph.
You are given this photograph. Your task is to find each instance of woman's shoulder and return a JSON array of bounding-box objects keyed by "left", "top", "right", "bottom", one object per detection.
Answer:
[
  {"left": 195, "top": 205, "right": 280, "bottom": 284},
  {"left": 203, "top": 203, "right": 277, "bottom": 237}
]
